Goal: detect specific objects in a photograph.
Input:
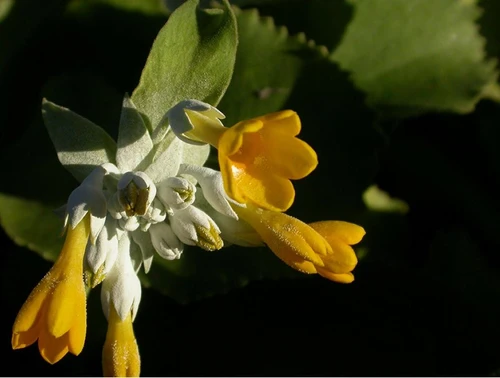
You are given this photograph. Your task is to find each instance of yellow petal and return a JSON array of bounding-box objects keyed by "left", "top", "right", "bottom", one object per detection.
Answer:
[
  {"left": 235, "top": 167, "right": 295, "bottom": 212},
  {"left": 289, "top": 259, "right": 317, "bottom": 274},
  {"left": 12, "top": 311, "right": 43, "bottom": 349},
  {"left": 316, "top": 268, "right": 355, "bottom": 283},
  {"left": 47, "top": 279, "right": 79, "bottom": 338},
  {"left": 255, "top": 110, "right": 301, "bottom": 136},
  {"left": 219, "top": 118, "right": 263, "bottom": 156},
  {"left": 102, "top": 305, "right": 141, "bottom": 377},
  {"left": 47, "top": 218, "right": 88, "bottom": 338},
  {"left": 236, "top": 205, "right": 331, "bottom": 269},
  {"left": 67, "top": 291, "right": 87, "bottom": 356},
  {"left": 320, "top": 243, "right": 358, "bottom": 274},
  {"left": 309, "top": 220, "right": 365, "bottom": 245},
  {"left": 12, "top": 278, "right": 51, "bottom": 337},
  {"left": 12, "top": 214, "right": 90, "bottom": 363},
  {"left": 310, "top": 222, "right": 360, "bottom": 275},
  {"left": 38, "top": 328, "right": 70, "bottom": 364},
  {"left": 263, "top": 132, "right": 318, "bottom": 180},
  {"left": 184, "top": 109, "right": 225, "bottom": 146}
]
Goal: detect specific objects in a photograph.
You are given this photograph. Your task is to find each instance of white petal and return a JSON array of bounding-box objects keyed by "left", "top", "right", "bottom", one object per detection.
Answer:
[
  {"left": 194, "top": 189, "right": 262, "bottom": 247},
  {"left": 89, "top": 214, "right": 106, "bottom": 245},
  {"left": 131, "top": 230, "right": 155, "bottom": 273},
  {"left": 156, "top": 176, "right": 196, "bottom": 210},
  {"left": 179, "top": 164, "right": 238, "bottom": 219},
  {"left": 148, "top": 222, "right": 183, "bottom": 260},
  {"left": 66, "top": 165, "right": 108, "bottom": 240},
  {"left": 101, "top": 234, "right": 142, "bottom": 321},
  {"left": 169, "top": 205, "right": 219, "bottom": 245},
  {"left": 129, "top": 238, "right": 143, "bottom": 274},
  {"left": 85, "top": 217, "right": 119, "bottom": 274},
  {"left": 119, "top": 216, "right": 140, "bottom": 232}
]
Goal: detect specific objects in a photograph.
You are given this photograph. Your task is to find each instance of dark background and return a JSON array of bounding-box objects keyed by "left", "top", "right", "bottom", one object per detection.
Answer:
[{"left": 3, "top": 0, "right": 500, "bottom": 376}]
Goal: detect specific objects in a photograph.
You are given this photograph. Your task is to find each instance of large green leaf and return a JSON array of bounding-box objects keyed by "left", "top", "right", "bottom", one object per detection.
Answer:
[
  {"left": 68, "top": 0, "right": 168, "bottom": 16},
  {"left": 0, "top": 194, "right": 63, "bottom": 262},
  {"left": 242, "top": 0, "right": 352, "bottom": 52},
  {"left": 218, "top": 7, "right": 327, "bottom": 125},
  {"left": 131, "top": 0, "right": 238, "bottom": 130},
  {"left": 331, "top": 0, "right": 500, "bottom": 118}
]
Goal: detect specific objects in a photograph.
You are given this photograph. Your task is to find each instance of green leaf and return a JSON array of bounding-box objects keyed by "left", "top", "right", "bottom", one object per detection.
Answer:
[
  {"left": 68, "top": 0, "right": 168, "bottom": 16},
  {"left": 116, "top": 94, "right": 153, "bottom": 172},
  {"left": 42, "top": 99, "right": 117, "bottom": 182},
  {"left": 242, "top": 0, "right": 352, "bottom": 52},
  {"left": 218, "top": 7, "right": 328, "bottom": 125},
  {"left": 0, "top": 0, "right": 14, "bottom": 22},
  {"left": 131, "top": 0, "right": 238, "bottom": 130},
  {"left": 0, "top": 193, "right": 63, "bottom": 262},
  {"left": 331, "top": 0, "right": 499, "bottom": 118}
]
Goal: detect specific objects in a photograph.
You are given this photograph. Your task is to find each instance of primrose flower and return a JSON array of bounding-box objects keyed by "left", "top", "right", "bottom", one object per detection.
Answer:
[
  {"left": 168, "top": 100, "right": 318, "bottom": 212},
  {"left": 13, "top": 94, "right": 364, "bottom": 377},
  {"left": 11, "top": 164, "right": 109, "bottom": 364},
  {"left": 168, "top": 99, "right": 365, "bottom": 282},
  {"left": 12, "top": 215, "right": 90, "bottom": 364},
  {"left": 233, "top": 204, "right": 364, "bottom": 283}
]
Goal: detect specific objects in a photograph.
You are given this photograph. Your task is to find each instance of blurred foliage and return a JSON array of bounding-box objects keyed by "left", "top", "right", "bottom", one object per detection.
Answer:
[{"left": 2, "top": 0, "right": 500, "bottom": 375}]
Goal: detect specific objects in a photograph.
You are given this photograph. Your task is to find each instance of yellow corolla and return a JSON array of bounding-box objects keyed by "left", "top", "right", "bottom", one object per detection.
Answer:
[
  {"left": 235, "top": 204, "right": 364, "bottom": 283},
  {"left": 217, "top": 111, "right": 318, "bottom": 212},
  {"left": 309, "top": 220, "right": 365, "bottom": 283},
  {"left": 171, "top": 104, "right": 318, "bottom": 212},
  {"left": 11, "top": 215, "right": 90, "bottom": 364},
  {"left": 102, "top": 305, "right": 140, "bottom": 377}
]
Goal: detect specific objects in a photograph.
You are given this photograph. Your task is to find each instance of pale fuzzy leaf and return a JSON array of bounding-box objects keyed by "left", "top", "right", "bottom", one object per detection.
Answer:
[
  {"left": 42, "top": 99, "right": 117, "bottom": 182},
  {"left": 181, "top": 141, "right": 210, "bottom": 169},
  {"left": 131, "top": 0, "right": 238, "bottom": 130},
  {"left": 331, "top": 0, "right": 499, "bottom": 117},
  {"left": 116, "top": 94, "right": 154, "bottom": 172},
  {"left": 144, "top": 133, "right": 184, "bottom": 183}
]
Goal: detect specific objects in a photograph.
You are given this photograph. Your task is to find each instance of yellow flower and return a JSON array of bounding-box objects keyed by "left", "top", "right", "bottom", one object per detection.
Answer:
[
  {"left": 172, "top": 105, "right": 318, "bottom": 212},
  {"left": 235, "top": 205, "right": 364, "bottom": 283},
  {"left": 217, "top": 111, "right": 318, "bottom": 212},
  {"left": 102, "top": 304, "right": 141, "bottom": 377},
  {"left": 309, "top": 220, "right": 365, "bottom": 283},
  {"left": 11, "top": 215, "right": 90, "bottom": 364}
]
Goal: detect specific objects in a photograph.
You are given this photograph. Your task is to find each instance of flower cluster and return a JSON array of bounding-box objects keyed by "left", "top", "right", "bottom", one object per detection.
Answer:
[{"left": 11, "top": 97, "right": 365, "bottom": 376}]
